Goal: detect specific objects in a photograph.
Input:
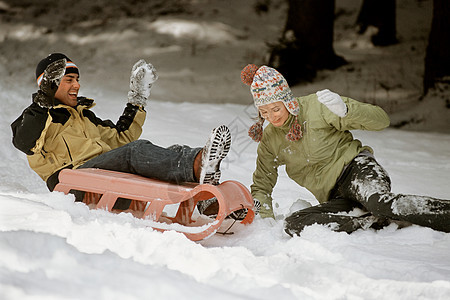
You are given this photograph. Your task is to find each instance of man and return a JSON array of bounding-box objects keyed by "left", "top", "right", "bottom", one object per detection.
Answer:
[{"left": 11, "top": 53, "right": 231, "bottom": 210}]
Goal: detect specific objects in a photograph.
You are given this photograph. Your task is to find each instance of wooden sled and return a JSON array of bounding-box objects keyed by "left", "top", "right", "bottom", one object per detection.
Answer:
[{"left": 53, "top": 168, "right": 255, "bottom": 241}]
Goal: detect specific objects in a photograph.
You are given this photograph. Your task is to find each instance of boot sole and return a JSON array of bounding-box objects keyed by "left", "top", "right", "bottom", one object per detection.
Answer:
[{"left": 199, "top": 125, "right": 231, "bottom": 185}]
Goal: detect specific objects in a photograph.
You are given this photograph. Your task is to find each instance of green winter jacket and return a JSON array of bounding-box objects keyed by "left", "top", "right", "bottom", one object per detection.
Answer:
[{"left": 251, "top": 93, "right": 390, "bottom": 218}]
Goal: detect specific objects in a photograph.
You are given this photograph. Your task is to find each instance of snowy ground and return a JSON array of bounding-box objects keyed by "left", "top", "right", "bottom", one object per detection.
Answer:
[
  {"left": 1, "top": 0, "right": 450, "bottom": 299},
  {"left": 2, "top": 83, "right": 450, "bottom": 299}
]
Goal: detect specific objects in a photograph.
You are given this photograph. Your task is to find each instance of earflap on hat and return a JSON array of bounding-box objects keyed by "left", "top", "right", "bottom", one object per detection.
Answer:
[
  {"left": 247, "top": 106, "right": 303, "bottom": 142},
  {"left": 286, "top": 117, "right": 303, "bottom": 141},
  {"left": 36, "top": 53, "right": 79, "bottom": 86},
  {"left": 241, "top": 64, "right": 259, "bottom": 86},
  {"left": 248, "top": 112, "right": 265, "bottom": 142}
]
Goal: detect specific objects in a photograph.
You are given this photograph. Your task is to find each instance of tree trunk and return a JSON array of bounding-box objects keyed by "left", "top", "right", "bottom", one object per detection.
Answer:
[
  {"left": 424, "top": 0, "right": 450, "bottom": 94},
  {"left": 268, "top": 0, "right": 346, "bottom": 85},
  {"left": 356, "top": 0, "right": 397, "bottom": 46}
]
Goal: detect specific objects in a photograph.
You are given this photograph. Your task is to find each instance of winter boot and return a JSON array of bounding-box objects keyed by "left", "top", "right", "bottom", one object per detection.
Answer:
[{"left": 198, "top": 125, "right": 231, "bottom": 185}]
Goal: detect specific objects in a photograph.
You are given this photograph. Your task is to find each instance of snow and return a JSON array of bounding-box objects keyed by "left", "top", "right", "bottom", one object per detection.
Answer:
[
  {"left": 1, "top": 0, "right": 450, "bottom": 299},
  {"left": 2, "top": 93, "right": 450, "bottom": 300}
]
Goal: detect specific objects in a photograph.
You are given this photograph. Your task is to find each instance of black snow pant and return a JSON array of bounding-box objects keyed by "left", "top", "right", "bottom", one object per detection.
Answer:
[{"left": 285, "top": 155, "right": 450, "bottom": 236}]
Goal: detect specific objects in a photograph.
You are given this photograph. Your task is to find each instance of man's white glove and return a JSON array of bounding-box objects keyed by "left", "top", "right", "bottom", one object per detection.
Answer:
[
  {"left": 127, "top": 59, "right": 158, "bottom": 107},
  {"left": 316, "top": 89, "right": 347, "bottom": 117}
]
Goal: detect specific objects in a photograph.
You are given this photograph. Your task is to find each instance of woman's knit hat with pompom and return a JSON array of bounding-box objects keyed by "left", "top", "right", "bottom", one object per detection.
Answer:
[{"left": 241, "top": 64, "right": 302, "bottom": 142}]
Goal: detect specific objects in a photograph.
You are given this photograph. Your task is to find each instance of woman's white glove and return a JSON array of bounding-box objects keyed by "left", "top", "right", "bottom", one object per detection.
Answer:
[
  {"left": 127, "top": 59, "right": 158, "bottom": 107},
  {"left": 316, "top": 89, "right": 347, "bottom": 117}
]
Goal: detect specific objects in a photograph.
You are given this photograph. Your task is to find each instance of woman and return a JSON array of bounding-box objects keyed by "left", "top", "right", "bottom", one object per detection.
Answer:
[{"left": 241, "top": 64, "right": 450, "bottom": 235}]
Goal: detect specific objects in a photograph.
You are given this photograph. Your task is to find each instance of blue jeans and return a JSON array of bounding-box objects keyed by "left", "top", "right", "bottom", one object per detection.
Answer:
[
  {"left": 79, "top": 140, "right": 201, "bottom": 183},
  {"left": 47, "top": 140, "right": 201, "bottom": 208},
  {"left": 59, "top": 140, "right": 202, "bottom": 209}
]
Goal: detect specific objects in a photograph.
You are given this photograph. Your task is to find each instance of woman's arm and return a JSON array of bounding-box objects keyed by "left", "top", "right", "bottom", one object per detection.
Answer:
[
  {"left": 251, "top": 139, "right": 279, "bottom": 218},
  {"left": 323, "top": 96, "right": 390, "bottom": 131}
]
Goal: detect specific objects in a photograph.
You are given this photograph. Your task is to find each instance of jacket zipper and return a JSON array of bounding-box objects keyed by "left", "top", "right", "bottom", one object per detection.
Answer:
[{"left": 62, "top": 136, "right": 73, "bottom": 162}]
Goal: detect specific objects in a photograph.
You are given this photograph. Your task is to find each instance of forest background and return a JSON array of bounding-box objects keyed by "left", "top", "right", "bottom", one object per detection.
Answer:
[{"left": 1, "top": 0, "right": 449, "bottom": 133}]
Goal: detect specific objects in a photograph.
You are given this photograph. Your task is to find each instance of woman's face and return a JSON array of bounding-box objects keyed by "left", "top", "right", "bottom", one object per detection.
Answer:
[{"left": 258, "top": 101, "right": 290, "bottom": 127}]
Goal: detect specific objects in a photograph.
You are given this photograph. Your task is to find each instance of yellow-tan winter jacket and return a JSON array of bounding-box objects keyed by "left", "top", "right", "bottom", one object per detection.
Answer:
[{"left": 11, "top": 95, "right": 145, "bottom": 185}]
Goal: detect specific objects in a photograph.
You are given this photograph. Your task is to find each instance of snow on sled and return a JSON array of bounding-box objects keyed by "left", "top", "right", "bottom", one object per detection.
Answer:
[{"left": 53, "top": 168, "right": 255, "bottom": 241}]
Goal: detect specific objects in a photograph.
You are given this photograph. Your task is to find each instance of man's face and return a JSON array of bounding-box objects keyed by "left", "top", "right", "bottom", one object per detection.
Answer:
[{"left": 54, "top": 73, "right": 80, "bottom": 107}]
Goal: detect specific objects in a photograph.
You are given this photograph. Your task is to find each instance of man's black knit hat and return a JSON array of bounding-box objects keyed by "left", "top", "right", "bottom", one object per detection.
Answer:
[{"left": 35, "top": 53, "right": 79, "bottom": 86}]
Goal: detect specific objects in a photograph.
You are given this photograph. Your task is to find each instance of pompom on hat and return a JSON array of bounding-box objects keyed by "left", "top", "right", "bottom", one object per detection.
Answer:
[
  {"left": 241, "top": 64, "right": 302, "bottom": 142},
  {"left": 36, "top": 53, "right": 79, "bottom": 86},
  {"left": 240, "top": 63, "right": 258, "bottom": 86}
]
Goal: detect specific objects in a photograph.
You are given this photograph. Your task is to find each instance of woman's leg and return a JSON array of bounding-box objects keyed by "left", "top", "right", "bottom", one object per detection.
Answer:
[
  {"left": 284, "top": 198, "right": 384, "bottom": 236},
  {"left": 338, "top": 155, "right": 450, "bottom": 233}
]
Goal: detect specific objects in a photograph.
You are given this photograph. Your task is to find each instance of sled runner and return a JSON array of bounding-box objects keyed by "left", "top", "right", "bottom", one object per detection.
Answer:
[{"left": 53, "top": 168, "right": 255, "bottom": 241}]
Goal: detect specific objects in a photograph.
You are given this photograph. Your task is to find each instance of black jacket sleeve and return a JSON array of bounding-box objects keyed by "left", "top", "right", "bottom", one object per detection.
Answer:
[
  {"left": 11, "top": 95, "right": 50, "bottom": 155},
  {"left": 80, "top": 101, "right": 141, "bottom": 133}
]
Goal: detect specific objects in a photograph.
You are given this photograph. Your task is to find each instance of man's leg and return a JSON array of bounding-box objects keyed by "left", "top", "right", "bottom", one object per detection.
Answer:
[
  {"left": 81, "top": 125, "right": 231, "bottom": 186},
  {"left": 74, "top": 140, "right": 200, "bottom": 209},
  {"left": 79, "top": 140, "right": 201, "bottom": 183}
]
